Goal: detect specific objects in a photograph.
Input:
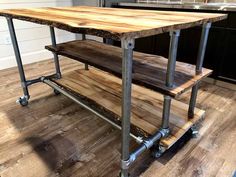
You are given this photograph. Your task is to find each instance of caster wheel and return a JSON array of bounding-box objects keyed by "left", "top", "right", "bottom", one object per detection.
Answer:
[
  {"left": 17, "top": 96, "right": 28, "bottom": 106},
  {"left": 151, "top": 145, "right": 165, "bottom": 159},
  {"left": 54, "top": 89, "right": 60, "bottom": 95},
  {"left": 151, "top": 149, "right": 162, "bottom": 159},
  {"left": 190, "top": 125, "right": 199, "bottom": 138}
]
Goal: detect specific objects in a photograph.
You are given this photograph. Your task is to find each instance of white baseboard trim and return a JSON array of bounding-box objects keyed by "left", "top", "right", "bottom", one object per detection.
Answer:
[{"left": 0, "top": 50, "right": 52, "bottom": 70}]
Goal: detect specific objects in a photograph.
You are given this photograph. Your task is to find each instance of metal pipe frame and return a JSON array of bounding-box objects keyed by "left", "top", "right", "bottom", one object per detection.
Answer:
[
  {"left": 82, "top": 34, "right": 89, "bottom": 70},
  {"left": 7, "top": 17, "right": 62, "bottom": 105},
  {"left": 7, "top": 18, "right": 30, "bottom": 102},
  {"left": 161, "top": 30, "right": 180, "bottom": 133},
  {"left": 26, "top": 73, "right": 57, "bottom": 86},
  {"left": 120, "top": 38, "right": 134, "bottom": 177},
  {"left": 49, "top": 26, "right": 61, "bottom": 79},
  {"left": 166, "top": 30, "right": 180, "bottom": 87},
  {"left": 188, "top": 23, "right": 211, "bottom": 118}
]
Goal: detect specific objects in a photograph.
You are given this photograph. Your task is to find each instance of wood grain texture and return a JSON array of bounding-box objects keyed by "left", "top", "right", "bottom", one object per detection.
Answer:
[
  {"left": 0, "top": 58, "right": 235, "bottom": 177},
  {"left": 46, "top": 39, "right": 212, "bottom": 98},
  {"left": 0, "top": 6, "right": 227, "bottom": 40},
  {"left": 53, "top": 68, "right": 205, "bottom": 148}
]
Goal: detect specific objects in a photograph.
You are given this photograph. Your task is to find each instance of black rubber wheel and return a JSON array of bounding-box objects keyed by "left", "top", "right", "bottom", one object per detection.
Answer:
[
  {"left": 151, "top": 149, "right": 162, "bottom": 159},
  {"left": 150, "top": 144, "right": 164, "bottom": 159},
  {"left": 18, "top": 97, "right": 28, "bottom": 106},
  {"left": 54, "top": 89, "right": 60, "bottom": 95}
]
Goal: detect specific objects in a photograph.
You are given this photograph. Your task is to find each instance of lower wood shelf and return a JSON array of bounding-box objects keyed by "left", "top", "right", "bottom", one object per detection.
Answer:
[{"left": 52, "top": 68, "right": 205, "bottom": 149}]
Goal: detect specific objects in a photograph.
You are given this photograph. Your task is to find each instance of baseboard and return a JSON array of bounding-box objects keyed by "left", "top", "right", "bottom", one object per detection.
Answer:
[{"left": 0, "top": 50, "right": 52, "bottom": 70}]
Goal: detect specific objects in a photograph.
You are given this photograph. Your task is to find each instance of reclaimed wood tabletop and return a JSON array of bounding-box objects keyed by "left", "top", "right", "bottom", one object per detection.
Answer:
[{"left": 0, "top": 6, "right": 227, "bottom": 40}]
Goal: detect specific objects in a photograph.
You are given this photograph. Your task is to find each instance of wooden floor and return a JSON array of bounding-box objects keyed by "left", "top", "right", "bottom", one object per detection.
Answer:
[{"left": 0, "top": 58, "right": 235, "bottom": 177}]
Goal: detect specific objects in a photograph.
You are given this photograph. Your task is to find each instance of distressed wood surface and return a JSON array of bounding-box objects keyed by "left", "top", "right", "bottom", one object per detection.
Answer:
[
  {"left": 0, "top": 58, "right": 235, "bottom": 177},
  {"left": 0, "top": 6, "right": 227, "bottom": 40},
  {"left": 53, "top": 68, "right": 205, "bottom": 148},
  {"left": 46, "top": 40, "right": 212, "bottom": 98}
]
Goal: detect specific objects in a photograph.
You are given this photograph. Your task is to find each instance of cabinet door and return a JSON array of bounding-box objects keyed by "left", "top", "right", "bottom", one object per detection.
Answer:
[
  {"left": 204, "top": 27, "right": 226, "bottom": 78},
  {"left": 217, "top": 29, "right": 236, "bottom": 83}
]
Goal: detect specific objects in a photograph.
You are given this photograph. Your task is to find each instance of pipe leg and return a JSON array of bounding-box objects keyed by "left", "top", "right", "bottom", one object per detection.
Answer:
[
  {"left": 161, "top": 30, "right": 180, "bottom": 133},
  {"left": 188, "top": 23, "right": 211, "bottom": 118},
  {"left": 81, "top": 34, "right": 89, "bottom": 70},
  {"left": 7, "top": 18, "right": 29, "bottom": 106},
  {"left": 49, "top": 27, "right": 61, "bottom": 79},
  {"left": 120, "top": 38, "right": 134, "bottom": 177},
  {"left": 162, "top": 96, "right": 171, "bottom": 131}
]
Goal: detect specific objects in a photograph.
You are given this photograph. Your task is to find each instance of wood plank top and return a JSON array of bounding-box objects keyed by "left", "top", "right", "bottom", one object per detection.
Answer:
[
  {"left": 46, "top": 40, "right": 212, "bottom": 98},
  {"left": 53, "top": 68, "right": 205, "bottom": 148},
  {"left": 0, "top": 6, "right": 227, "bottom": 40}
]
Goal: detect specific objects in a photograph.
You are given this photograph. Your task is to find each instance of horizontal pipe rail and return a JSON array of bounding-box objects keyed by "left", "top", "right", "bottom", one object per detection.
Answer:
[
  {"left": 26, "top": 74, "right": 58, "bottom": 87},
  {"left": 42, "top": 78, "right": 143, "bottom": 144}
]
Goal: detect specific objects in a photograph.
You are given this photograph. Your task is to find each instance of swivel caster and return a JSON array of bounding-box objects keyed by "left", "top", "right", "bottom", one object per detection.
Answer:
[
  {"left": 16, "top": 96, "right": 28, "bottom": 106},
  {"left": 151, "top": 145, "right": 165, "bottom": 159},
  {"left": 190, "top": 125, "right": 199, "bottom": 138},
  {"left": 54, "top": 89, "right": 60, "bottom": 95}
]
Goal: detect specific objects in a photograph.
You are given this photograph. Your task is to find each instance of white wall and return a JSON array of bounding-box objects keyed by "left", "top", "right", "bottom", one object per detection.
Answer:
[{"left": 0, "top": 0, "right": 76, "bottom": 70}]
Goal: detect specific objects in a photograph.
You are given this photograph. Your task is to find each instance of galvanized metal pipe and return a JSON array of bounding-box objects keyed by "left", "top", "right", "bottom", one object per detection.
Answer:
[
  {"left": 161, "top": 95, "right": 171, "bottom": 129},
  {"left": 81, "top": 34, "right": 89, "bottom": 70},
  {"left": 42, "top": 78, "right": 143, "bottom": 144},
  {"left": 26, "top": 74, "right": 57, "bottom": 86},
  {"left": 166, "top": 30, "right": 180, "bottom": 87},
  {"left": 188, "top": 23, "right": 211, "bottom": 118},
  {"left": 161, "top": 30, "right": 180, "bottom": 132},
  {"left": 120, "top": 38, "right": 134, "bottom": 177},
  {"left": 50, "top": 27, "right": 61, "bottom": 79},
  {"left": 7, "top": 18, "right": 30, "bottom": 99},
  {"left": 196, "top": 23, "right": 211, "bottom": 74}
]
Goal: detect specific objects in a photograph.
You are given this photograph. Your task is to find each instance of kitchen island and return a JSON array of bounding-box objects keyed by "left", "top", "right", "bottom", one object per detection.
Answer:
[{"left": 0, "top": 6, "right": 227, "bottom": 177}]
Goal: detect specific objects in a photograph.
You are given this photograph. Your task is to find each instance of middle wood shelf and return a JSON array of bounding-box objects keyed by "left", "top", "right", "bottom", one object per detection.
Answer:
[{"left": 46, "top": 39, "right": 212, "bottom": 98}]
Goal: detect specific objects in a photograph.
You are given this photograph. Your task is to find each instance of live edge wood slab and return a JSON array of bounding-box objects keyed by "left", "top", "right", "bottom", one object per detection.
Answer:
[
  {"left": 46, "top": 40, "right": 212, "bottom": 98},
  {"left": 53, "top": 68, "right": 205, "bottom": 149},
  {"left": 0, "top": 6, "right": 227, "bottom": 40}
]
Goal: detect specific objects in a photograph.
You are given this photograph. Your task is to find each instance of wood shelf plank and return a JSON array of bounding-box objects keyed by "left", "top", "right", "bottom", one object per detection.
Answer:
[
  {"left": 46, "top": 40, "right": 212, "bottom": 98},
  {"left": 52, "top": 68, "right": 205, "bottom": 149},
  {"left": 0, "top": 6, "right": 227, "bottom": 40}
]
